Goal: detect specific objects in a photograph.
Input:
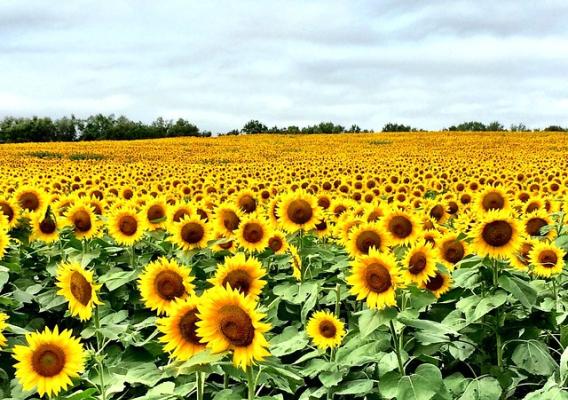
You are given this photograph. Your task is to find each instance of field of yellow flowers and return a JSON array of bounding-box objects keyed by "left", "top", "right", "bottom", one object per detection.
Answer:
[{"left": 1, "top": 132, "right": 568, "bottom": 400}]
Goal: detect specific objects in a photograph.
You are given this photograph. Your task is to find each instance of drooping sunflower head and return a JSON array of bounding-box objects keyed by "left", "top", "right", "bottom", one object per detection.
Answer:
[
  {"left": 277, "top": 190, "right": 322, "bottom": 233},
  {"left": 347, "top": 248, "right": 404, "bottom": 310},
  {"left": 267, "top": 230, "right": 289, "bottom": 254},
  {"left": 529, "top": 241, "right": 566, "bottom": 278},
  {"left": 65, "top": 202, "right": 100, "bottom": 240},
  {"left": 475, "top": 186, "right": 510, "bottom": 213},
  {"left": 236, "top": 215, "right": 271, "bottom": 252},
  {"left": 156, "top": 296, "right": 206, "bottom": 361},
  {"left": 13, "top": 326, "right": 85, "bottom": 397},
  {"left": 15, "top": 186, "right": 46, "bottom": 215},
  {"left": 306, "top": 310, "right": 346, "bottom": 351},
  {"left": 209, "top": 252, "right": 267, "bottom": 298},
  {"left": 108, "top": 207, "right": 147, "bottom": 246},
  {"left": 0, "top": 312, "right": 8, "bottom": 348},
  {"left": 347, "top": 222, "right": 389, "bottom": 257},
  {"left": 196, "top": 286, "right": 271, "bottom": 370},
  {"left": 382, "top": 210, "right": 421, "bottom": 246},
  {"left": 402, "top": 244, "right": 438, "bottom": 285},
  {"left": 138, "top": 257, "right": 195, "bottom": 315},
  {"left": 437, "top": 234, "right": 468, "bottom": 270},
  {"left": 56, "top": 262, "right": 101, "bottom": 321},
  {"left": 214, "top": 203, "right": 243, "bottom": 236},
  {"left": 472, "top": 210, "right": 521, "bottom": 259},
  {"left": 169, "top": 215, "right": 210, "bottom": 251},
  {"left": 420, "top": 270, "right": 452, "bottom": 298}
]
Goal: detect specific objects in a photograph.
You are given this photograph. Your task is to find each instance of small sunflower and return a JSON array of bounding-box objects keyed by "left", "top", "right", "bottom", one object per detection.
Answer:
[
  {"left": 30, "top": 212, "right": 59, "bottom": 244},
  {"left": 347, "top": 248, "right": 404, "bottom": 310},
  {"left": 108, "top": 207, "right": 147, "bottom": 246},
  {"left": 168, "top": 201, "right": 194, "bottom": 223},
  {"left": 529, "top": 242, "right": 565, "bottom": 278},
  {"left": 15, "top": 186, "right": 47, "bottom": 215},
  {"left": 156, "top": 296, "right": 206, "bottom": 361},
  {"left": 56, "top": 262, "right": 102, "bottom": 321},
  {"left": 420, "top": 271, "right": 452, "bottom": 298},
  {"left": 510, "top": 238, "right": 536, "bottom": 271},
  {"left": 306, "top": 310, "right": 346, "bottom": 351},
  {"left": 437, "top": 234, "right": 468, "bottom": 270},
  {"left": 471, "top": 210, "right": 521, "bottom": 259},
  {"left": 0, "top": 228, "right": 10, "bottom": 260},
  {"left": 236, "top": 215, "right": 270, "bottom": 252},
  {"left": 212, "top": 233, "right": 238, "bottom": 253},
  {"left": 277, "top": 190, "right": 322, "bottom": 233},
  {"left": 235, "top": 190, "right": 258, "bottom": 214},
  {"left": 65, "top": 203, "right": 100, "bottom": 240},
  {"left": 0, "top": 312, "right": 8, "bottom": 347},
  {"left": 144, "top": 198, "right": 168, "bottom": 230},
  {"left": 0, "top": 198, "right": 20, "bottom": 229},
  {"left": 475, "top": 186, "right": 510, "bottom": 214},
  {"left": 382, "top": 210, "right": 421, "bottom": 246},
  {"left": 347, "top": 222, "right": 389, "bottom": 257},
  {"left": 522, "top": 210, "right": 553, "bottom": 238},
  {"left": 13, "top": 326, "right": 85, "bottom": 397},
  {"left": 169, "top": 215, "right": 210, "bottom": 251},
  {"left": 215, "top": 203, "right": 243, "bottom": 236},
  {"left": 208, "top": 253, "right": 267, "bottom": 299},
  {"left": 196, "top": 286, "right": 271, "bottom": 370},
  {"left": 138, "top": 257, "right": 195, "bottom": 315},
  {"left": 267, "top": 230, "right": 289, "bottom": 254},
  {"left": 402, "top": 244, "right": 438, "bottom": 285}
]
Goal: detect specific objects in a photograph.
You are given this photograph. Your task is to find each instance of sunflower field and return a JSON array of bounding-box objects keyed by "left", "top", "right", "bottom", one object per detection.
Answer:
[{"left": 1, "top": 132, "right": 568, "bottom": 400}]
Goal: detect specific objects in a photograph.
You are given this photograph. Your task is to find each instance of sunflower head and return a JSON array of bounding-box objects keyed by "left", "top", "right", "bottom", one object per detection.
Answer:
[
  {"left": 420, "top": 271, "right": 452, "bottom": 298},
  {"left": 65, "top": 202, "right": 100, "bottom": 240},
  {"left": 529, "top": 241, "right": 566, "bottom": 278},
  {"left": 523, "top": 210, "right": 553, "bottom": 238},
  {"left": 267, "top": 230, "right": 289, "bottom": 254},
  {"left": 30, "top": 211, "right": 59, "bottom": 244},
  {"left": 438, "top": 234, "right": 468, "bottom": 270},
  {"left": 402, "top": 244, "right": 438, "bottom": 285},
  {"left": 15, "top": 186, "right": 46, "bottom": 215},
  {"left": 215, "top": 203, "right": 243, "bottom": 236},
  {"left": 475, "top": 186, "right": 510, "bottom": 213},
  {"left": 236, "top": 215, "right": 271, "bottom": 252},
  {"left": 306, "top": 310, "right": 346, "bottom": 351},
  {"left": 108, "top": 207, "right": 147, "bottom": 246},
  {"left": 277, "top": 191, "right": 322, "bottom": 233},
  {"left": 0, "top": 312, "right": 8, "bottom": 348},
  {"left": 209, "top": 252, "right": 267, "bottom": 298},
  {"left": 472, "top": 210, "right": 521, "bottom": 259},
  {"left": 56, "top": 262, "right": 102, "bottom": 321},
  {"left": 382, "top": 210, "right": 420, "bottom": 246},
  {"left": 169, "top": 215, "right": 210, "bottom": 251}
]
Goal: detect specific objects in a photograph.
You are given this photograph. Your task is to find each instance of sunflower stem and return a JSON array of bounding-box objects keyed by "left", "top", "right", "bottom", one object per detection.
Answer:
[
  {"left": 246, "top": 365, "right": 256, "bottom": 400},
  {"left": 130, "top": 245, "right": 135, "bottom": 269},
  {"left": 492, "top": 261, "right": 504, "bottom": 371},
  {"left": 94, "top": 306, "right": 107, "bottom": 400},
  {"left": 223, "top": 370, "right": 229, "bottom": 389},
  {"left": 389, "top": 320, "right": 405, "bottom": 375},
  {"left": 334, "top": 284, "right": 341, "bottom": 318},
  {"left": 196, "top": 371, "right": 205, "bottom": 400}
]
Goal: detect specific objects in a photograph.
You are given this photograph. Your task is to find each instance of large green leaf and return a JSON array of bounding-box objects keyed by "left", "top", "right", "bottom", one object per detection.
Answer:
[
  {"left": 498, "top": 275, "right": 537, "bottom": 308},
  {"left": 458, "top": 377, "right": 502, "bottom": 400},
  {"left": 512, "top": 340, "right": 557, "bottom": 376},
  {"left": 397, "top": 364, "right": 443, "bottom": 400}
]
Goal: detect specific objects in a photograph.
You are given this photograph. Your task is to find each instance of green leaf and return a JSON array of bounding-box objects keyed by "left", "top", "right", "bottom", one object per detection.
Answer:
[
  {"left": 458, "top": 377, "right": 502, "bottom": 400},
  {"left": 398, "top": 317, "right": 459, "bottom": 345},
  {"left": 269, "top": 326, "right": 309, "bottom": 357},
  {"left": 334, "top": 379, "right": 374, "bottom": 396},
  {"left": 498, "top": 275, "right": 537, "bottom": 308},
  {"left": 319, "top": 369, "right": 343, "bottom": 388},
  {"left": 213, "top": 390, "right": 243, "bottom": 400},
  {"left": 458, "top": 291, "right": 507, "bottom": 323},
  {"left": 358, "top": 308, "right": 397, "bottom": 337},
  {"left": 63, "top": 388, "right": 98, "bottom": 400},
  {"left": 512, "top": 339, "right": 557, "bottom": 376},
  {"left": 379, "top": 371, "right": 401, "bottom": 399},
  {"left": 397, "top": 364, "right": 442, "bottom": 400},
  {"left": 102, "top": 269, "right": 138, "bottom": 291}
]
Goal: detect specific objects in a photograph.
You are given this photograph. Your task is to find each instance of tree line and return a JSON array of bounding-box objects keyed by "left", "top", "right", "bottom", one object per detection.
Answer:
[{"left": 0, "top": 115, "right": 211, "bottom": 143}]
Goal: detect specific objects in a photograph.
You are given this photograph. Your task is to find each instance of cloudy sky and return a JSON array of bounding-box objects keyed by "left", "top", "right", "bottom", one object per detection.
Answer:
[{"left": 1, "top": 0, "right": 567, "bottom": 132}]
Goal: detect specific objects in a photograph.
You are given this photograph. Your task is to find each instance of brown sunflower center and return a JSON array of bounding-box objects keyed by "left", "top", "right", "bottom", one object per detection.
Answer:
[
  {"left": 268, "top": 237, "right": 283, "bottom": 252},
  {"left": 223, "top": 210, "right": 240, "bottom": 232},
  {"left": 73, "top": 210, "right": 92, "bottom": 232},
  {"left": 173, "top": 209, "right": 190, "bottom": 223},
  {"left": 365, "top": 263, "right": 392, "bottom": 293},
  {"left": 388, "top": 216, "right": 412, "bottom": 239},
  {"left": 442, "top": 240, "right": 465, "bottom": 264},
  {"left": 408, "top": 252, "right": 427, "bottom": 274},
  {"left": 19, "top": 192, "right": 40, "bottom": 211},
  {"left": 178, "top": 309, "right": 201, "bottom": 345},
  {"left": 243, "top": 222, "right": 263, "bottom": 243},
  {"left": 429, "top": 205, "right": 445, "bottom": 221},
  {"left": 238, "top": 195, "right": 257, "bottom": 214},
  {"left": 222, "top": 269, "right": 252, "bottom": 295},
  {"left": 155, "top": 270, "right": 185, "bottom": 300},
  {"left": 147, "top": 205, "right": 165, "bottom": 222},
  {"left": 70, "top": 271, "right": 92, "bottom": 306},
  {"left": 481, "top": 220, "right": 513, "bottom": 247},
  {"left": 482, "top": 192, "right": 505, "bottom": 211},
  {"left": 319, "top": 320, "right": 337, "bottom": 338},
  {"left": 119, "top": 215, "right": 138, "bottom": 236},
  {"left": 39, "top": 218, "right": 57, "bottom": 234},
  {"left": 526, "top": 218, "right": 547, "bottom": 236},
  {"left": 32, "top": 344, "right": 66, "bottom": 377},
  {"left": 355, "top": 230, "right": 382, "bottom": 254},
  {"left": 0, "top": 203, "right": 14, "bottom": 222},
  {"left": 318, "top": 197, "right": 330, "bottom": 209},
  {"left": 425, "top": 273, "right": 445, "bottom": 291},
  {"left": 539, "top": 250, "right": 558, "bottom": 267},
  {"left": 219, "top": 305, "right": 255, "bottom": 347},
  {"left": 181, "top": 222, "right": 204, "bottom": 244},
  {"left": 286, "top": 199, "right": 313, "bottom": 225}
]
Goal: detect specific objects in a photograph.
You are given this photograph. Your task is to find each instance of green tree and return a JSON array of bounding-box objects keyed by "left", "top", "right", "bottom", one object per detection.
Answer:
[{"left": 242, "top": 120, "right": 268, "bottom": 134}]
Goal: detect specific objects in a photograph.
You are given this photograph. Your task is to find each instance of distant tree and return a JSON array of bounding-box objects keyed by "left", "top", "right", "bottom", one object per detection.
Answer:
[
  {"left": 53, "top": 115, "right": 79, "bottom": 141},
  {"left": 347, "top": 124, "right": 361, "bottom": 133},
  {"left": 242, "top": 120, "right": 268, "bottom": 134},
  {"left": 225, "top": 129, "right": 240, "bottom": 136},
  {"left": 382, "top": 123, "right": 412, "bottom": 132},
  {"left": 543, "top": 125, "right": 566, "bottom": 132},
  {"left": 168, "top": 118, "right": 200, "bottom": 137},
  {"left": 286, "top": 125, "right": 300, "bottom": 134},
  {"left": 487, "top": 121, "right": 505, "bottom": 131},
  {"left": 447, "top": 121, "right": 487, "bottom": 131}
]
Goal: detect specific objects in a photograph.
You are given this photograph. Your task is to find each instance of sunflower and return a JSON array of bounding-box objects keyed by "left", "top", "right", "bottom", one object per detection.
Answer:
[
  {"left": 314, "top": 217, "right": 331, "bottom": 238},
  {"left": 437, "top": 234, "right": 468, "bottom": 270},
  {"left": 420, "top": 271, "right": 452, "bottom": 298},
  {"left": 144, "top": 198, "right": 168, "bottom": 230},
  {"left": 471, "top": 210, "right": 521, "bottom": 259},
  {"left": 529, "top": 242, "right": 565, "bottom": 278},
  {"left": 56, "top": 262, "right": 102, "bottom": 321},
  {"left": 277, "top": 190, "right": 322, "bottom": 233},
  {"left": 402, "top": 244, "right": 438, "bottom": 285},
  {"left": 475, "top": 186, "right": 510, "bottom": 214},
  {"left": 208, "top": 253, "right": 267, "bottom": 298},
  {"left": 0, "top": 312, "right": 7, "bottom": 347},
  {"left": 347, "top": 222, "right": 389, "bottom": 257},
  {"left": 13, "top": 326, "right": 85, "bottom": 397},
  {"left": 306, "top": 310, "right": 346, "bottom": 351},
  {"left": 425, "top": 201, "right": 449, "bottom": 224},
  {"left": 289, "top": 245, "right": 302, "bottom": 280},
  {"left": 382, "top": 210, "right": 421, "bottom": 246},
  {"left": 65, "top": 203, "right": 100, "bottom": 240},
  {"left": 168, "top": 201, "right": 194, "bottom": 223},
  {"left": 30, "top": 212, "right": 59, "bottom": 244},
  {"left": 156, "top": 296, "right": 206, "bottom": 361},
  {"left": 0, "top": 198, "right": 20, "bottom": 229},
  {"left": 108, "top": 207, "right": 146, "bottom": 246},
  {"left": 235, "top": 190, "right": 258, "bottom": 214},
  {"left": 196, "top": 286, "right": 271, "bottom": 370},
  {"left": 510, "top": 237, "right": 536, "bottom": 271},
  {"left": 212, "top": 233, "right": 238, "bottom": 253},
  {"left": 138, "top": 257, "right": 195, "bottom": 315},
  {"left": 169, "top": 215, "right": 210, "bottom": 252},
  {"left": 215, "top": 203, "right": 243, "bottom": 236},
  {"left": 334, "top": 214, "right": 364, "bottom": 246},
  {"left": 15, "top": 186, "right": 47, "bottom": 215},
  {"left": 347, "top": 248, "right": 404, "bottom": 310},
  {"left": 236, "top": 215, "right": 271, "bottom": 252},
  {"left": 267, "top": 230, "right": 289, "bottom": 254},
  {"left": 0, "top": 228, "right": 10, "bottom": 260},
  {"left": 522, "top": 210, "right": 553, "bottom": 238}
]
